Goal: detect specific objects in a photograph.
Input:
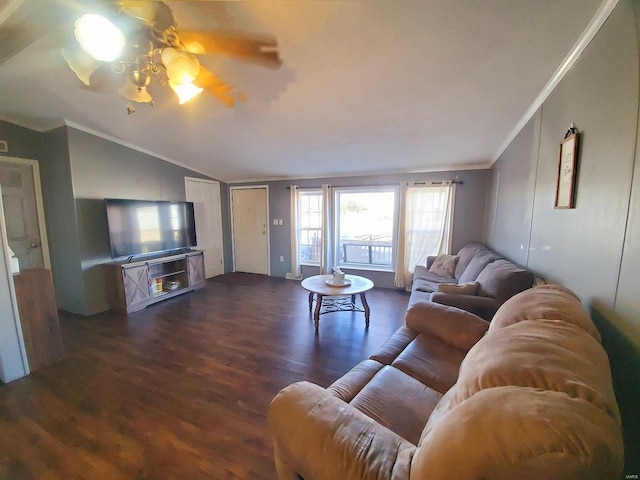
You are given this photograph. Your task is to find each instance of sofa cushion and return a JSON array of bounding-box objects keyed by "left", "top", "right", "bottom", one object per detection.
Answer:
[
  {"left": 490, "top": 284, "right": 601, "bottom": 341},
  {"left": 407, "top": 289, "right": 431, "bottom": 306},
  {"left": 349, "top": 366, "right": 442, "bottom": 446},
  {"left": 391, "top": 333, "right": 466, "bottom": 393},
  {"left": 456, "top": 249, "right": 500, "bottom": 284},
  {"left": 328, "top": 359, "right": 385, "bottom": 403},
  {"left": 429, "top": 291, "right": 500, "bottom": 321},
  {"left": 428, "top": 254, "right": 458, "bottom": 278},
  {"left": 412, "top": 386, "right": 624, "bottom": 480},
  {"left": 269, "top": 381, "right": 415, "bottom": 480},
  {"left": 412, "top": 265, "right": 454, "bottom": 293},
  {"left": 475, "top": 259, "right": 533, "bottom": 303},
  {"left": 453, "top": 319, "right": 620, "bottom": 420},
  {"left": 369, "top": 326, "right": 418, "bottom": 365},
  {"left": 436, "top": 281, "right": 479, "bottom": 295},
  {"left": 405, "top": 300, "right": 489, "bottom": 352},
  {"left": 453, "top": 242, "right": 487, "bottom": 280}
]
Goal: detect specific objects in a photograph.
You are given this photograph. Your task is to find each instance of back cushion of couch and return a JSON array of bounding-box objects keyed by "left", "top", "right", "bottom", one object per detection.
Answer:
[
  {"left": 490, "top": 284, "right": 601, "bottom": 341},
  {"left": 452, "top": 319, "right": 620, "bottom": 419},
  {"left": 453, "top": 242, "right": 486, "bottom": 280},
  {"left": 411, "top": 386, "right": 624, "bottom": 479},
  {"left": 456, "top": 249, "right": 500, "bottom": 284},
  {"left": 475, "top": 259, "right": 534, "bottom": 304},
  {"left": 411, "top": 285, "right": 623, "bottom": 479}
]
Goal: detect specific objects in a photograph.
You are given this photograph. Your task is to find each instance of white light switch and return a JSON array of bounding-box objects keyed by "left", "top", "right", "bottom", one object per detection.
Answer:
[
  {"left": 278, "top": 219, "right": 283, "bottom": 225},
  {"left": 273, "top": 219, "right": 278, "bottom": 225}
]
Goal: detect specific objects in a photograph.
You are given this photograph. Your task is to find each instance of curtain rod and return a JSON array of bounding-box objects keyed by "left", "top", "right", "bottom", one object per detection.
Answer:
[
  {"left": 411, "top": 180, "right": 464, "bottom": 185},
  {"left": 286, "top": 180, "right": 463, "bottom": 190}
]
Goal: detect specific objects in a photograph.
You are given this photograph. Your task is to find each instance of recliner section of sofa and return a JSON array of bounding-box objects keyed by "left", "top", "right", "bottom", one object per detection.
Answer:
[
  {"left": 412, "top": 242, "right": 534, "bottom": 319},
  {"left": 269, "top": 285, "right": 624, "bottom": 480}
]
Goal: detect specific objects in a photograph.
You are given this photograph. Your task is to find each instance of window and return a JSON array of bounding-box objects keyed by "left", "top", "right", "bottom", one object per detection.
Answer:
[
  {"left": 334, "top": 187, "right": 398, "bottom": 269},
  {"left": 298, "top": 189, "right": 322, "bottom": 264}
]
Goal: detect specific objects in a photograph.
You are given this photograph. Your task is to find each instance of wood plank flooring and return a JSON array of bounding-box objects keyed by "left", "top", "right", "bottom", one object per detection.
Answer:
[{"left": 0, "top": 276, "right": 410, "bottom": 480}]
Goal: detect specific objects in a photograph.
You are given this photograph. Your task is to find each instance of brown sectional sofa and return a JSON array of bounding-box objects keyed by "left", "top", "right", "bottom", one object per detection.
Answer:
[
  {"left": 411, "top": 241, "right": 534, "bottom": 319},
  {"left": 269, "top": 285, "right": 623, "bottom": 479}
]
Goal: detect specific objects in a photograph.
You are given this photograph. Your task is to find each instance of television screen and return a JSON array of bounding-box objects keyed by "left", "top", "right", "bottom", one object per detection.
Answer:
[{"left": 105, "top": 198, "right": 197, "bottom": 258}]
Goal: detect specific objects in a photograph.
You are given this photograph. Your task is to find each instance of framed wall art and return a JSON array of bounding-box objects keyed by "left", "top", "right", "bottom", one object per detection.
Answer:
[{"left": 554, "top": 129, "right": 579, "bottom": 209}]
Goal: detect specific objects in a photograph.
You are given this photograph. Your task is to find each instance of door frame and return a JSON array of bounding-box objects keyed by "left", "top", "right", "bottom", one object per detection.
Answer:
[
  {"left": 184, "top": 176, "right": 225, "bottom": 278},
  {"left": 0, "top": 187, "right": 30, "bottom": 380},
  {"left": 0, "top": 156, "right": 52, "bottom": 269},
  {"left": 229, "top": 185, "right": 270, "bottom": 275}
]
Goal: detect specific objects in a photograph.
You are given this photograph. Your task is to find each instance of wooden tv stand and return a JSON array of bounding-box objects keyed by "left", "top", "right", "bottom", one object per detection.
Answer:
[{"left": 106, "top": 250, "right": 206, "bottom": 314}]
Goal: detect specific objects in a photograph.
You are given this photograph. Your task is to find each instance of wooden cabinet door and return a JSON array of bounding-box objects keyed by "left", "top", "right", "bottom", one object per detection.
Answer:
[
  {"left": 188, "top": 253, "right": 205, "bottom": 287},
  {"left": 122, "top": 265, "right": 151, "bottom": 307}
]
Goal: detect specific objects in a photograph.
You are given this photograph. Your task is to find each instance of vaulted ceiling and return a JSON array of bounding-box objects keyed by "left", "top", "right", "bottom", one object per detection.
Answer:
[{"left": 0, "top": 1, "right": 605, "bottom": 182}]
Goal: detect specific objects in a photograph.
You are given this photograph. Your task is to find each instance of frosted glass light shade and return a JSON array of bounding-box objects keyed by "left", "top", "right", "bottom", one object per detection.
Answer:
[
  {"left": 169, "top": 80, "right": 203, "bottom": 104},
  {"left": 74, "top": 14, "right": 125, "bottom": 62},
  {"left": 61, "top": 48, "right": 102, "bottom": 85},
  {"left": 162, "top": 48, "right": 200, "bottom": 85},
  {"left": 119, "top": 76, "right": 153, "bottom": 103}
]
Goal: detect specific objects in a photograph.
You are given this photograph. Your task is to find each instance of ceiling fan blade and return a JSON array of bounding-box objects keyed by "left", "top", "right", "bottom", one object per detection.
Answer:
[
  {"left": 179, "top": 30, "right": 282, "bottom": 69},
  {"left": 116, "top": 1, "right": 154, "bottom": 25},
  {"left": 193, "top": 66, "right": 246, "bottom": 108},
  {"left": 118, "top": 1, "right": 175, "bottom": 31}
]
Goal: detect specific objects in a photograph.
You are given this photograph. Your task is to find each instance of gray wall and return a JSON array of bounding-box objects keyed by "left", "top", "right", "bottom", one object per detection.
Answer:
[
  {"left": 41, "top": 127, "right": 86, "bottom": 313},
  {"left": 0, "top": 120, "right": 43, "bottom": 159},
  {"left": 64, "top": 127, "right": 221, "bottom": 315},
  {"left": 485, "top": 2, "right": 640, "bottom": 473},
  {"left": 231, "top": 169, "right": 490, "bottom": 288},
  {"left": 3, "top": 122, "right": 227, "bottom": 316},
  {"left": 486, "top": 0, "right": 640, "bottom": 346}
]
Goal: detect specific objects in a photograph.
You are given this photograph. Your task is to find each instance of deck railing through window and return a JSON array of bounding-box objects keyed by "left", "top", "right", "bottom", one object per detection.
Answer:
[
  {"left": 340, "top": 239, "right": 393, "bottom": 266},
  {"left": 300, "top": 228, "right": 322, "bottom": 263}
]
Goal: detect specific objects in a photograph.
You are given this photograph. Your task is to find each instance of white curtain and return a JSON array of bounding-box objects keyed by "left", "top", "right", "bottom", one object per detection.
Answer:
[
  {"left": 394, "top": 183, "right": 455, "bottom": 288},
  {"left": 287, "top": 185, "right": 302, "bottom": 279},
  {"left": 319, "top": 184, "right": 333, "bottom": 274}
]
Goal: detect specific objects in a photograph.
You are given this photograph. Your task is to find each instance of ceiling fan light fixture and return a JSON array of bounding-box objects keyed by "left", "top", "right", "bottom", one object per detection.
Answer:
[
  {"left": 61, "top": 48, "right": 102, "bottom": 86},
  {"left": 162, "top": 48, "right": 200, "bottom": 85},
  {"left": 127, "top": 67, "right": 151, "bottom": 89},
  {"left": 74, "top": 14, "right": 125, "bottom": 62},
  {"left": 119, "top": 76, "right": 153, "bottom": 104},
  {"left": 169, "top": 80, "right": 203, "bottom": 104}
]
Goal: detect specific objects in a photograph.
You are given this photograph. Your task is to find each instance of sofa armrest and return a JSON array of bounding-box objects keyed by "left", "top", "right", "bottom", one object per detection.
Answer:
[
  {"left": 269, "top": 381, "right": 415, "bottom": 480},
  {"left": 426, "top": 255, "right": 437, "bottom": 269},
  {"left": 405, "top": 301, "right": 489, "bottom": 351},
  {"left": 429, "top": 291, "right": 500, "bottom": 321}
]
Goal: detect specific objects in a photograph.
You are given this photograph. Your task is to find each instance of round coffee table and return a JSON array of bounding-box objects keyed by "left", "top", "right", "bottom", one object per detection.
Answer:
[{"left": 301, "top": 274, "right": 374, "bottom": 329}]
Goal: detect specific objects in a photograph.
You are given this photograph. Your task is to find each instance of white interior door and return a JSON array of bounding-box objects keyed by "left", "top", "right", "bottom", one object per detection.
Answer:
[
  {"left": 0, "top": 158, "right": 50, "bottom": 271},
  {"left": 185, "top": 177, "right": 224, "bottom": 278},
  {"left": 231, "top": 186, "right": 269, "bottom": 275}
]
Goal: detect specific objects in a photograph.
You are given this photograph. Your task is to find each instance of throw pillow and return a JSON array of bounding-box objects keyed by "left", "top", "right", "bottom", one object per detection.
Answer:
[
  {"left": 428, "top": 254, "right": 459, "bottom": 278},
  {"left": 437, "top": 282, "right": 479, "bottom": 296}
]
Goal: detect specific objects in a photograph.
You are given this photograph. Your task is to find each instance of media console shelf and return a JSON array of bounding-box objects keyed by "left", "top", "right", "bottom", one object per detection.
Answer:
[{"left": 106, "top": 250, "right": 206, "bottom": 314}]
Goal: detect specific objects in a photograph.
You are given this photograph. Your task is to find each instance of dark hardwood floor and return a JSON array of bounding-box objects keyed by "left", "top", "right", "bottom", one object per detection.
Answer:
[{"left": 0, "top": 276, "right": 410, "bottom": 480}]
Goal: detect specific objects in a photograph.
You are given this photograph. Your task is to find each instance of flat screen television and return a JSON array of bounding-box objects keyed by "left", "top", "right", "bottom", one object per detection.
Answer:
[{"left": 105, "top": 198, "right": 197, "bottom": 258}]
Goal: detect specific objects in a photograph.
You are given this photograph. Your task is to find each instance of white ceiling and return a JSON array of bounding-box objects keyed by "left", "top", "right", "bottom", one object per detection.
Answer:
[{"left": 0, "top": 0, "right": 606, "bottom": 183}]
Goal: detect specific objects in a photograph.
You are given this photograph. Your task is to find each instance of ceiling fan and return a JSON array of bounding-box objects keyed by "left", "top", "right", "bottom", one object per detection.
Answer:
[{"left": 1, "top": 0, "right": 282, "bottom": 109}]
